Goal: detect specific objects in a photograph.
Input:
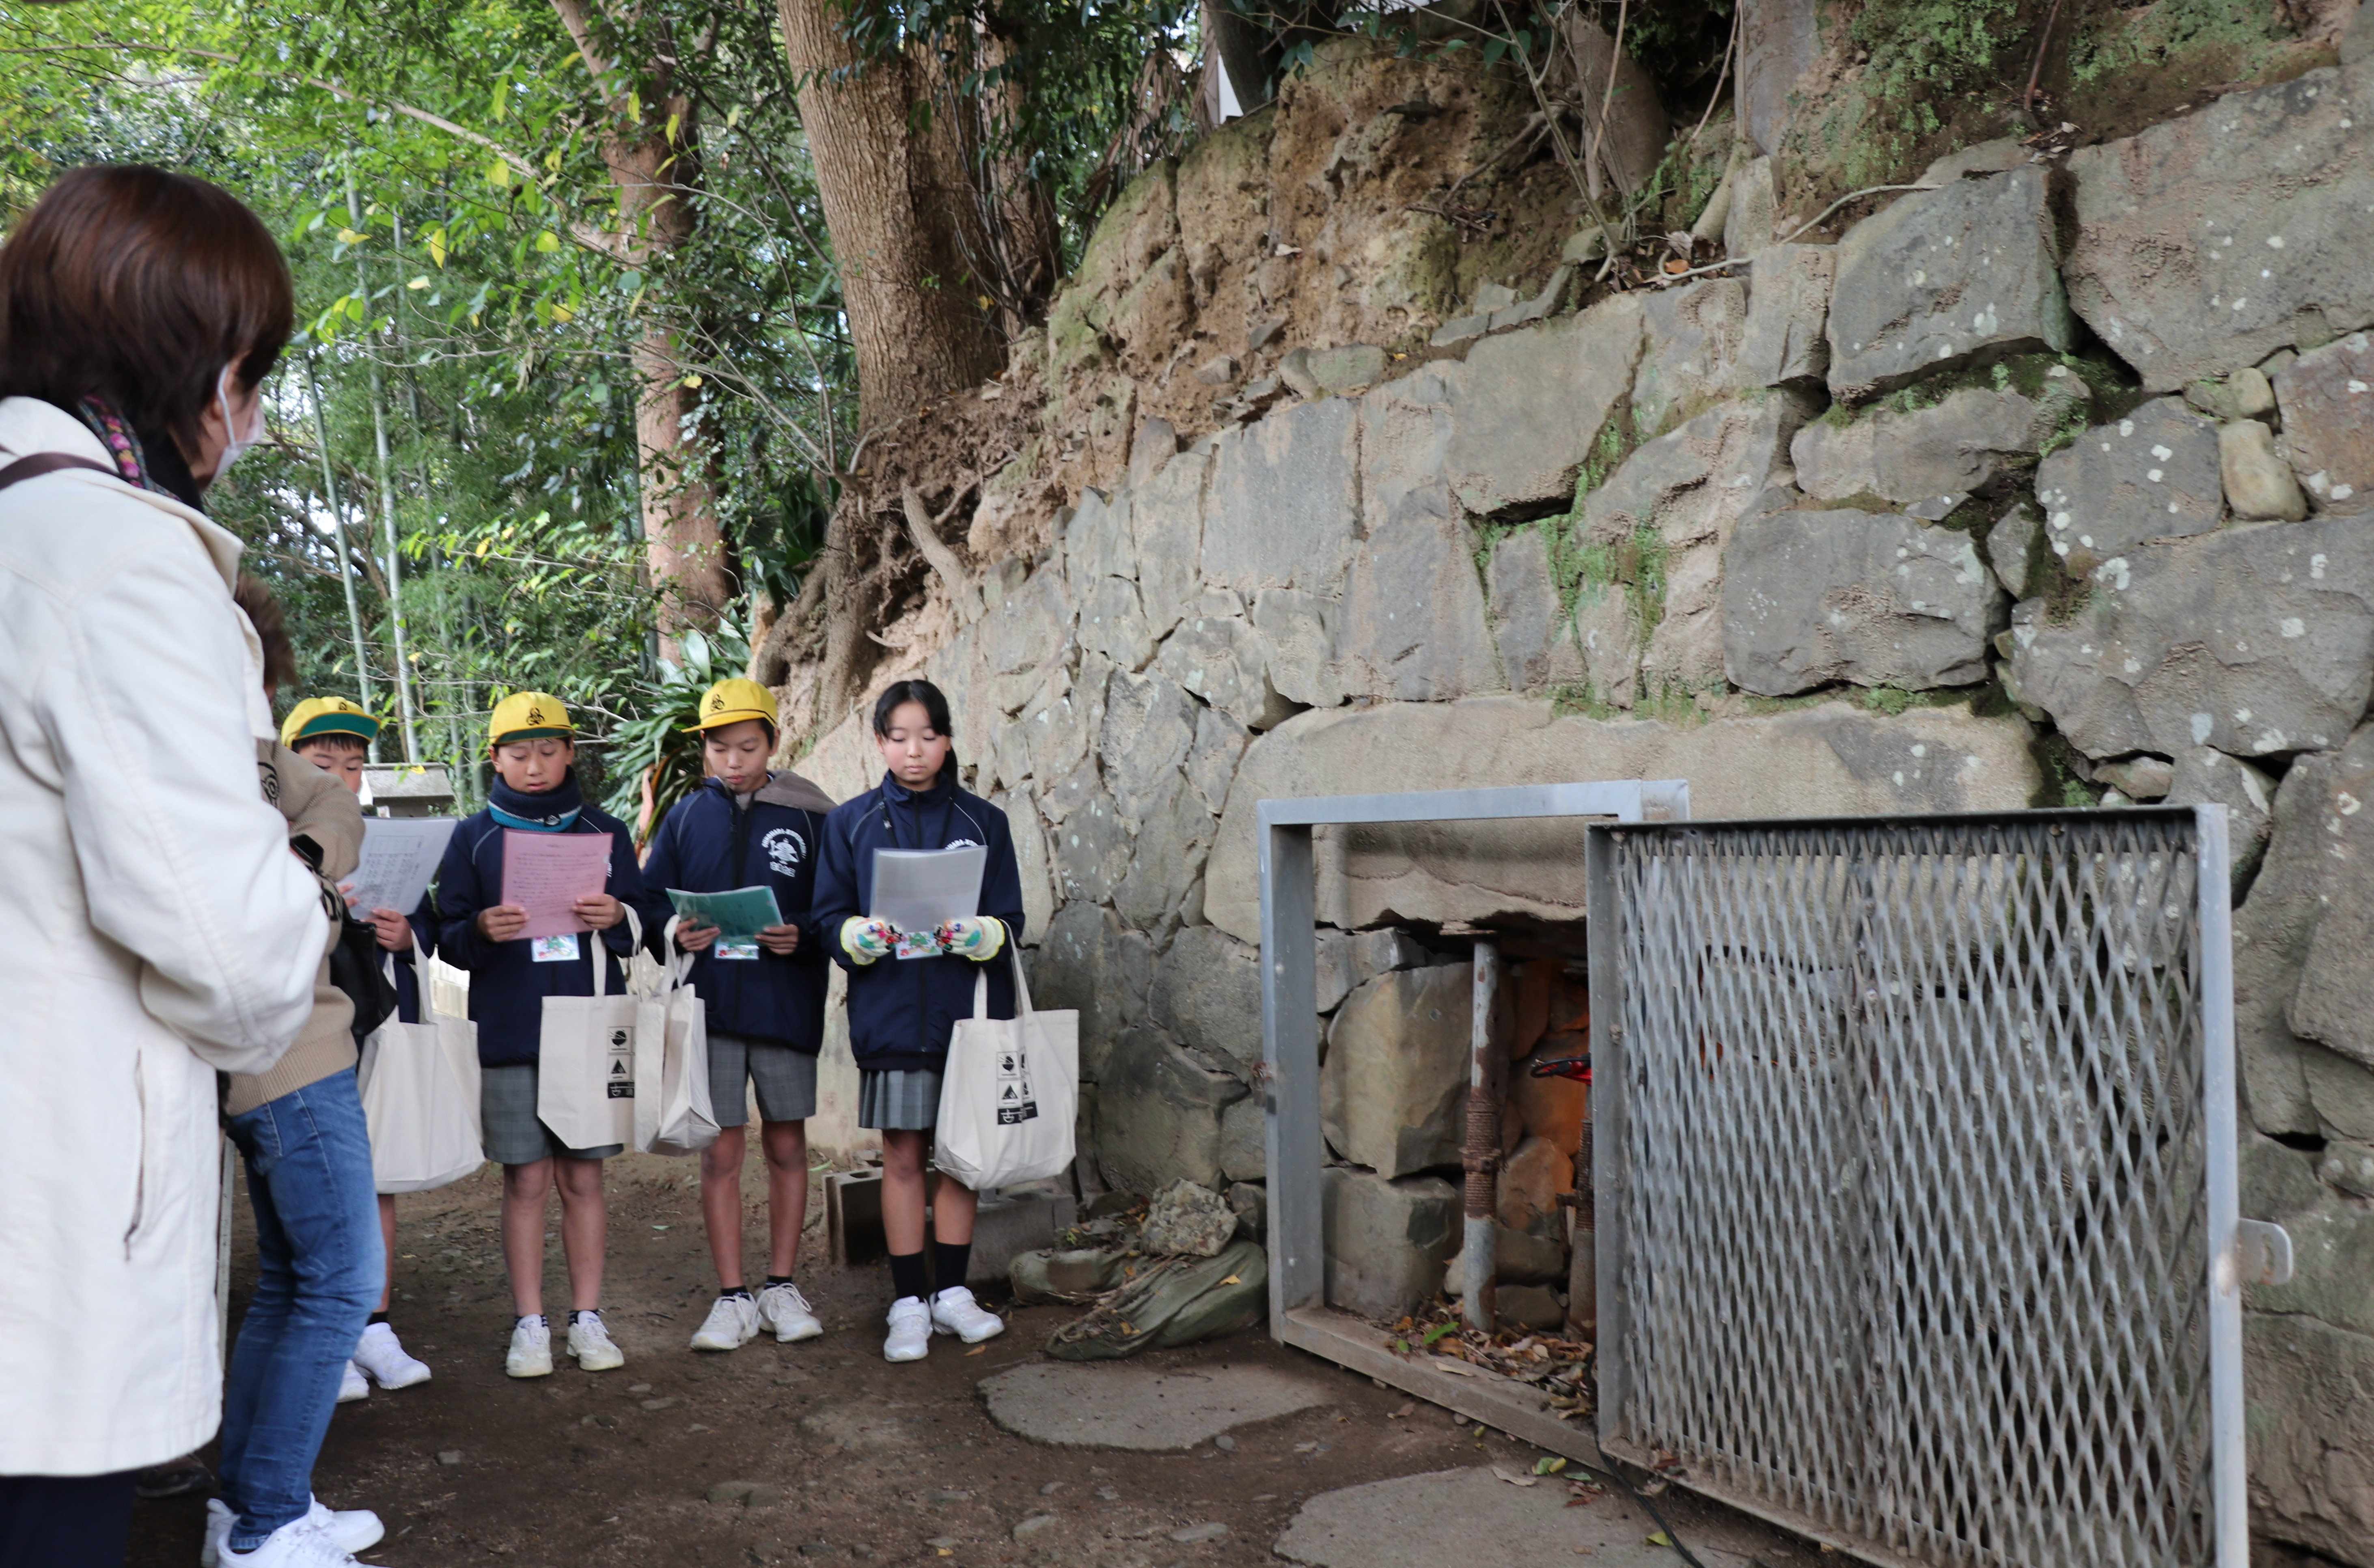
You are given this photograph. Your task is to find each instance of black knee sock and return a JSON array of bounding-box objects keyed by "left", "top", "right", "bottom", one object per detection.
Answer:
[
  {"left": 888, "top": 1250, "right": 929, "bottom": 1302},
  {"left": 764, "top": 1274, "right": 796, "bottom": 1289},
  {"left": 719, "top": 1286, "right": 752, "bottom": 1302},
  {"left": 931, "top": 1240, "right": 972, "bottom": 1297}
]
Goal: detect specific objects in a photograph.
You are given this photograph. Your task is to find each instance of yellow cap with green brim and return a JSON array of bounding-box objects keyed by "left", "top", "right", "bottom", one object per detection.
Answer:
[
  {"left": 280, "top": 696, "right": 379, "bottom": 749},
  {"left": 488, "top": 690, "right": 574, "bottom": 747},
  {"left": 686, "top": 677, "right": 778, "bottom": 734}
]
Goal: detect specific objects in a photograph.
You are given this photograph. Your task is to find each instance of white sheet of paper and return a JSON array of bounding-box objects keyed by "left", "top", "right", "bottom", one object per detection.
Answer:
[
  {"left": 869, "top": 846, "right": 987, "bottom": 935},
  {"left": 347, "top": 816, "right": 458, "bottom": 918}
]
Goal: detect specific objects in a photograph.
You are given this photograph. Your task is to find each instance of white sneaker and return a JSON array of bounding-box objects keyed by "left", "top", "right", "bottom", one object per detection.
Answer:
[
  {"left": 883, "top": 1296, "right": 931, "bottom": 1362},
  {"left": 350, "top": 1322, "right": 431, "bottom": 1390},
  {"left": 567, "top": 1310, "right": 626, "bottom": 1371},
  {"left": 759, "top": 1282, "right": 824, "bottom": 1343},
  {"left": 506, "top": 1316, "right": 553, "bottom": 1378},
  {"left": 689, "top": 1294, "right": 761, "bottom": 1352},
  {"left": 203, "top": 1498, "right": 384, "bottom": 1567},
  {"left": 335, "top": 1361, "right": 368, "bottom": 1404},
  {"left": 929, "top": 1284, "right": 1006, "bottom": 1345},
  {"left": 214, "top": 1513, "right": 364, "bottom": 1566}
]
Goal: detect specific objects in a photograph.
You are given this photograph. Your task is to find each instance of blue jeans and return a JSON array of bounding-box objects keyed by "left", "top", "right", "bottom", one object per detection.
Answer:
[{"left": 220, "top": 1068, "right": 381, "bottom": 1550}]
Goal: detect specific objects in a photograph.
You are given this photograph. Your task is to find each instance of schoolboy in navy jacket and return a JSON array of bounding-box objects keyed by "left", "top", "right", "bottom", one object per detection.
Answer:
[
  {"left": 639, "top": 678, "right": 839, "bottom": 1352},
  {"left": 431, "top": 691, "right": 662, "bottom": 1381},
  {"left": 641, "top": 774, "right": 832, "bottom": 1050},
  {"left": 809, "top": 679, "right": 1024, "bottom": 1364}
]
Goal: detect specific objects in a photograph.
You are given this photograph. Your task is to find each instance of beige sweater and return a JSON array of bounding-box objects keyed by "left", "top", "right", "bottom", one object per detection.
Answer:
[{"left": 225, "top": 742, "right": 364, "bottom": 1116}]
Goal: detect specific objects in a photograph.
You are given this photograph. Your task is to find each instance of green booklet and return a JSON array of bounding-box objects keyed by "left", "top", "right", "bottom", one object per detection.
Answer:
[{"left": 665, "top": 885, "right": 784, "bottom": 961}]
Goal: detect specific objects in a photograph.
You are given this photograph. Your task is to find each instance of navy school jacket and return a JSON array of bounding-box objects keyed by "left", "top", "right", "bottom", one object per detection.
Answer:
[
  {"left": 390, "top": 898, "right": 437, "bottom": 1024},
  {"left": 431, "top": 801, "right": 662, "bottom": 1068},
  {"left": 639, "top": 771, "right": 834, "bottom": 1053},
  {"left": 810, "top": 765, "right": 1026, "bottom": 1073}
]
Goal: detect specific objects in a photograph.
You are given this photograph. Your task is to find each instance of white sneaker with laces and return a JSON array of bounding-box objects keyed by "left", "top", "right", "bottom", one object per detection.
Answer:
[
  {"left": 349, "top": 1321, "right": 431, "bottom": 1389},
  {"left": 567, "top": 1310, "right": 626, "bottom": 1371},
  {"left": 214, "top": 1514, "right": 363, "bottom": 1567},
  {"left": 759, "top": 1282, "right": 824, "bottom": 1343},
  {"left": 929, "top": 1285, "right": 1005, "bottom": 1345},
  {"left": 203, "top": 1497, "right": 384, "bottom": 1567},
  {"left": 882, "top": 1296, "right": 931, "bottom": 1362},
  {"left": 506, "top": 1316, "right": 553, "bottom": 1378},
  {"left": 689, "top": 1294, "right": 761, "bottom": 1352},
  {"left": 334, "top": 1361, "right": 367, "bottom": 1404}
]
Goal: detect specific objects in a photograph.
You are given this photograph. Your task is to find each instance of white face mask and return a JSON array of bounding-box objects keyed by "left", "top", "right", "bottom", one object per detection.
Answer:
[{"left": 213, "top": 363, "right": 267, "bottom": 477}]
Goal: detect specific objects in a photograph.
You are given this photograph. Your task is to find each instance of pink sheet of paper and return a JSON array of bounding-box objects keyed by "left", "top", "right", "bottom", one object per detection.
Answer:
[{"left": 500, "top": 829, "right": 612, "bottom": 939}]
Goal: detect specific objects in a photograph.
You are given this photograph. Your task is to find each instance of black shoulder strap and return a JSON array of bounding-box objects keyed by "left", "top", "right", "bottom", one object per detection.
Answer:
[{"left": 0, "top": 452, "right": 116, "bottom": 494}]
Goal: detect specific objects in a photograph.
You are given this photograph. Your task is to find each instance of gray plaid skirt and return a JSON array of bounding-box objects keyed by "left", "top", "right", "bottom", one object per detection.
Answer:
[{"left": 857, "top": 1068, "right": 943, "bottom": 1132}]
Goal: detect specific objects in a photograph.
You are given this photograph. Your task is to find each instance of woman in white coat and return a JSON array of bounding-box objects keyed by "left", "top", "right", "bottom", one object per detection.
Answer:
[{"left": 0, "top": 167, "right": 331, "bottom": 1566}]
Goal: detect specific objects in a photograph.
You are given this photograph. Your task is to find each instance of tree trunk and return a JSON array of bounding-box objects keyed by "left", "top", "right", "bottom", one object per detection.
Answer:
[
  {"left": 550, "top": 0, "right": 736, "bottom": 651},
  {"left": 776, "top": 0, "right": 1006, "bottom": 432}
]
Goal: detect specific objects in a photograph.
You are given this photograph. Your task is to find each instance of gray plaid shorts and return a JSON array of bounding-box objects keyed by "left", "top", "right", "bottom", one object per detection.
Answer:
[
  {"left": 857, "top": 1068, "right": 943, "bottom": 1131},
  {"left": 706, "top": 1030, "right": 819, "bottom": 1127},
  {"left": 479, "top": 1062, "right": 625, "bottom": 1165}
]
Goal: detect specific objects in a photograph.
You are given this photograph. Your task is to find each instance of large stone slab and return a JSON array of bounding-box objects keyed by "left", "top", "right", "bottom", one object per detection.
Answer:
[
  {"left": 1094, "top": 1026, "right": 1248, "bottom": 1194},
  {"left": 1488, "top": 527, "right": 1585, "bottom": 692},
  {"left": 2245, "top": 1311, "right": 2374, "bottom": 1566},
  {"left": 2276, "top": 329, "right": 2374, "bottom": 515},
  {"left": 1447, "top": 300, "right": 1644, "bottom": 515},
  {"left": 1332, "top": 511, "right": 1501, "bottom": 702},
  {"left": 2242, "top": 1128, "right": 2374, "bottom": 1337},
  {"left": 1030, "top": 900, "right": 1152, "bottom": 1082},
  {"left": 1112, "top": 768, "right": 1216, "bottom": 942},
  {"left": 1320, "top": 1166, "right": 1457, "bottom": 1321},
  {"left": 1203, "top": 397, "right": 1361, "bottom": 596},
  {"left": 1184, "top": 703, "right": 1249, "bottom": 816},
  {"left": 1252, "top": 588, "right": 1342, "bottom": 710},
  {"left": 1826, "top": 167, "right": 2076, "bottom": 402},
  {"left": 1792, "top": 383, "right": 2076, "bottom": 508},
  {"left": 981, "top": 1361, "right": 1330, "bottom": 1451},
  {"left": 1738, "top": 243, "right": 1834, "bottom": 388},
  {"left": 2064, "top": 62, "right": 2374, "bottom": 392},
  {"left": 1583, "top": 392, "right": 1814, "bottom": 695},
  {"left": 1738, "top": 0, "right": 1820, "bottom": 158},
  {"left": 1100, "top": 666, "right": 1198, "bottom": 805},
  {"left": 2234, "top": 738, "right": 2364, "bottom": 1136},
  {"left": 2031, "top": 396, "right": 2224, "bottom": 563},
  {"left": 1320, "top": 963, "right": 1471, "bottom": 1178},
  {"left": 1065, "top": 487, "right": 1136, "bottom": 596},
  {"left": 977, "top": 561, "right": 1075, "bottom": 683},
  {"left": 1131, "top": 439, "right": 1210, "bottom": 635},
  {"left": 2286, "top": 732, "right": 2374, "bottom": 1074},
  {"left": 1050, "top": 767, "right": 1132, "bottom": 905},
  {"left": 1156, "top": 590, "right": 1300, "bottom": 730},
  {"left": 994, "top": 785, "right": 1056, "bottom": 946},
  {"left": 1151, "top": 924, "right": 1264, "bottom": 1069},
  {"left": 1722, "top": 507, "right": 2004, "bottom": 695},
  {"left": 1076, "top": 573, "right": 1155, "bottom": 672},
  {"left": 1633, "top": 279, "right": 1748, "bottom": 439},
  {"left": 2005, "top": 518, "right": 2374, "bottom": 761},
  {"left": 1275, "top": 1466, "right": 1753, "bottom": 1568},
  {"left": 1203, "top": 698, "right": 2040, "bottom": 943}
]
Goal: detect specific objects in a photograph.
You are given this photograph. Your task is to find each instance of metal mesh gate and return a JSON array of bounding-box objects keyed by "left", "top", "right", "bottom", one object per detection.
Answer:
[{"left": 1586, "top": 809, "right": 2242, "bottom": 1568}]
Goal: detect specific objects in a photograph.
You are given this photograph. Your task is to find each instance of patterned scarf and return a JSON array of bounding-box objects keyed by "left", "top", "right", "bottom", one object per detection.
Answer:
[
  {"left": 75, "top": 396, "right": 204, "bottom": 510},
  {"left": 489, "top": 769, "right": 585, "bottom": 833}
]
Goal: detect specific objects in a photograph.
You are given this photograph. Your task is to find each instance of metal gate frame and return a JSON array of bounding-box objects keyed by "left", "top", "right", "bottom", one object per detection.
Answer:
[
  {"left": 1257, "top": 780, "right": 1688, "bottom": 1453},
  {"left": 1585, "top": 806, "right": 2266, "bottom": 1568}
]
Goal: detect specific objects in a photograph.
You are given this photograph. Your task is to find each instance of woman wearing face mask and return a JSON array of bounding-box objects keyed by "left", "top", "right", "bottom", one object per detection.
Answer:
[{"left": 0, "top": 167, "right": 355, "bottom": 1568}]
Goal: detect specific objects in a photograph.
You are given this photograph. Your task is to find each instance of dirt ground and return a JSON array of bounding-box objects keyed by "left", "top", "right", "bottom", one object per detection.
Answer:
[{"left": 129, "top": 1154, "right": 1800, "bottom": 1568}]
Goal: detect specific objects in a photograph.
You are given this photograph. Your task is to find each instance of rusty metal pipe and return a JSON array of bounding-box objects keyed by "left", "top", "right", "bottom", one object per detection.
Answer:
[{"left": 1462, "top": 940, "right": 1504, "bottom": 1332}]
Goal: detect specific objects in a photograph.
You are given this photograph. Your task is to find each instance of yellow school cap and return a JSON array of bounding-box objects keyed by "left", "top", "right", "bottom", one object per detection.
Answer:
[
  {"left": 280, "top": 696, "right": 379, "bottom": 748},
  {"left": 687, "top": 677, "right": 778, "bottom": 733},
  {"left": 488, "top": 691, "right": 574, "bottom": 747}
]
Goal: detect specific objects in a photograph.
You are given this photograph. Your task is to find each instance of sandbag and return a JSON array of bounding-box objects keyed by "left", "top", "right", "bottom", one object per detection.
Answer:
[{"left": 1044, "top": 1238, "right": 1267, "bottom": 1361}]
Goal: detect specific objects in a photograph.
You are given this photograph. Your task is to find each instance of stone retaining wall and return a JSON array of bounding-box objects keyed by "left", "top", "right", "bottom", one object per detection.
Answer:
[{"left": 779, "top": 42, "right": 2374, "bottom": 1560}]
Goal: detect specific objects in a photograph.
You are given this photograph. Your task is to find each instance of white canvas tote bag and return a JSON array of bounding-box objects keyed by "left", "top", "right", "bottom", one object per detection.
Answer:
[
  {"left": 634, "top": 918, "right": 720, "bottom": 1157},
  {"left": 934, "top": 947, "right": 1078, "bottom": 1191},
  {"left": 536, "top": 908, "right": 642, "bottom": 1152},
  {"left": 357, "top": 959, "right": 484, "bottom": 1193}
]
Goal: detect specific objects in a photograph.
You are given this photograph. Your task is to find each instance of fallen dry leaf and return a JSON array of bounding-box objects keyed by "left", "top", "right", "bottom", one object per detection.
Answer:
[
  {"left": 1386, "top": 1402, "right": 1414, "bottom": 1419},
  {"left": 1491, "top": 1466, "right": 1541, "bottom": 1488}
]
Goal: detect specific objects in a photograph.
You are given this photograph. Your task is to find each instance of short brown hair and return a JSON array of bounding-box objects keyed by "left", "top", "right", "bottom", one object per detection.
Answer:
[
  {"left": 0, "top": 166, "right": 294, "bottom": 454},
  {"left": 293, "top": 732, "right": 370, "bottom": 758}
]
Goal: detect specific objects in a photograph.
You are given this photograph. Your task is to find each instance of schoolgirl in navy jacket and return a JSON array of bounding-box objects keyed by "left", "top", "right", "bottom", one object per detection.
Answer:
[
  {"left": 810, "top": 762, "right": 1026, "bottom": 1070},
  {"left": 640, "top": 773, "right": 834, "bottom": 1051},
  {"left": 431, "top": 802, "right": 661, "bottom": 1068}
]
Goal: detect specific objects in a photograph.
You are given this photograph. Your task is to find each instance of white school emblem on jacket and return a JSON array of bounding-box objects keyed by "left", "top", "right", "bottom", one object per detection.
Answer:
[
  {"left": 946, "top": 837, "right": 983, "bottom": 850},
  {"left": 763, "top": 826, "right": 807, "bottom": 878}
]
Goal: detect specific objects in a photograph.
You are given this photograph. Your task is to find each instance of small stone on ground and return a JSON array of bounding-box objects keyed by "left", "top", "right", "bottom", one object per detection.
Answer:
[
  {"left": 1170, "top": 1521, "right": 1231, "bottom": 1543},
  {"left": 980, "top": 1361, "right": 1331, "bottom": 1450},
  {"left": 1273, "top": 1467, "right": 1753, "bottom": 1568}
]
